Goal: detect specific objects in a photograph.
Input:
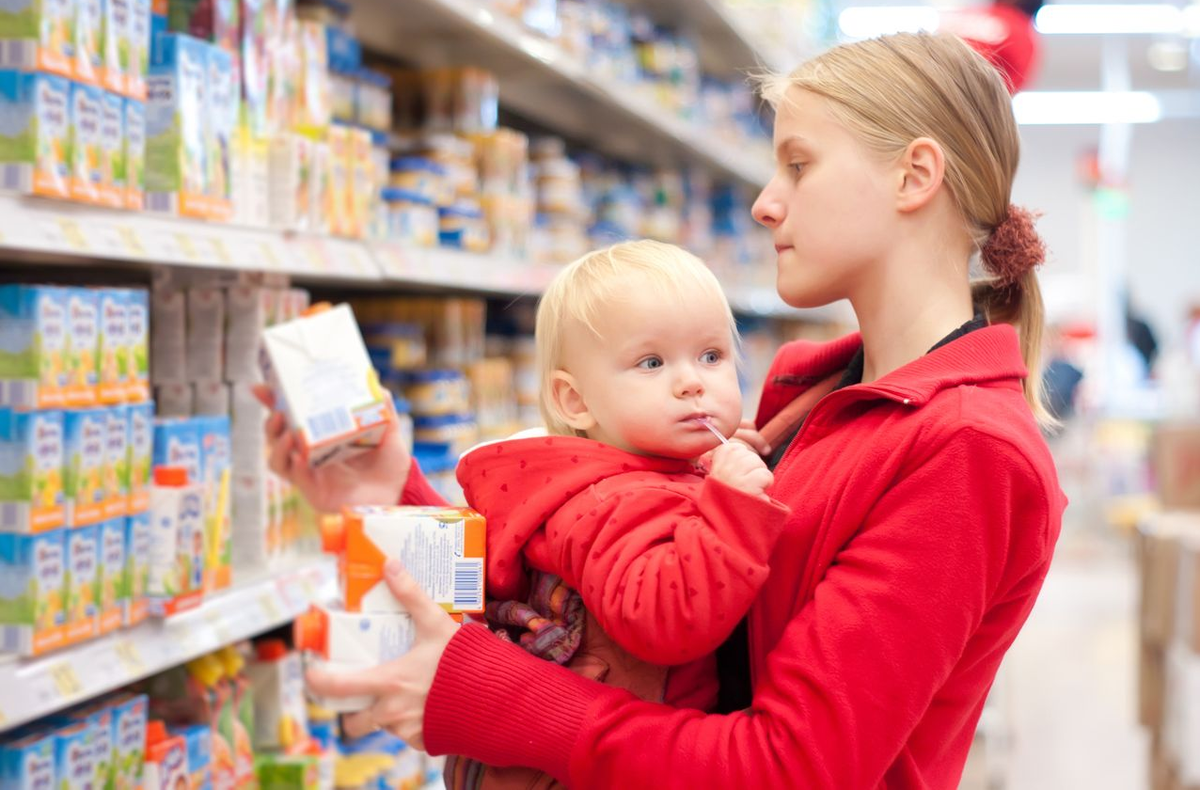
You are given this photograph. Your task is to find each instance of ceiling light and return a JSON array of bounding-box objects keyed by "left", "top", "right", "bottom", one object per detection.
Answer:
[
  {"left": 1148, "top": 40, "right": 1189, "bottom": 71},
  {"left": 837, "top": 6, "right": 939, "bottom": 39},
  {"left": 1033, "top": 4, "right": 1184, "bottom": 35},
  {"left": 1013, "top": 91, "right": 1163, "bottom": 125}
]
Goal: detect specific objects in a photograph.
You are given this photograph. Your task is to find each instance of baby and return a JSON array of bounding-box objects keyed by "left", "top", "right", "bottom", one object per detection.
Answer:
[{"left": 445, "top": 241, "right": 791, "bottom": 789}]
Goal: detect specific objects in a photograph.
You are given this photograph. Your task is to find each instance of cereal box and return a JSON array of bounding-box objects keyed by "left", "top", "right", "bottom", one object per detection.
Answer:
[
  {"left": 125, "top": 287, "right": 150, "bottom": 400},
  {"left": 127, "top": 400, "right": 152, "bottom": 512},
  {"left": 123, "top": 96, "right": 145, "bottom": 208},
  {"left": 206, "top": 44, "right": 234, "bottom": 221},
  {"left": 64, "top": 407, "right": 107, "bottom": 526},
  {"left": 75, "top": 0, "right": 103, "bottom": 84},
  {"left": 0, "top": 71, "right": 71, "bottom": 198},
  {"left": 145, "top": 32, "right": 207, "bottom": 217},
  {"left": 98, "top": 289, "right": 130, "bottom": 403},
  {"left": 69, "top": 81, "right": 104, "bottom": 202},
  {"left": 111, "top": 694, "right": 149, "bottom": 789},
  {"left": 64, "top": 287, "right": 100, "bottom": 406},
  {"left": 0, "top": 0, "right": 72, "bottom": 77},
  {"left": 0, "top": 408, "right": 65, "bottom": 533},
  {"left": 0, "top": 730, "right": 56, "bottom": 788},
  {"left": 63, "top": 523, "right": 99, "bottom": 643},
  {"left": 0, "top": 529, "right": 65, "bottom": 655},
  {"left": 54, "top": 721, "right": 96, "bottom": 790},
  {"left": 98, "top": 89, "right": 124, "bottom": 206},
  {"left": 103, "top": 405, "right": 128, "bottom": 519},
  {"left": 121, "top": 509, "right": 149, "bottom": 625},
  {"left": 102, "top": 0, "right": 130, "bottom": 93},
  {"left": 127, "top": 0, "right": 150, "bottom": 99},
  {"left": 97, "top": 516, "right": 124, "bottom": 632}
]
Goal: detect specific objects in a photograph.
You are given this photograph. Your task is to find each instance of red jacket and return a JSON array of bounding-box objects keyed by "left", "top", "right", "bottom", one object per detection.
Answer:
[
  {"left": 456, "top": 436, "right": 790, "bottom": 707},
  {"left": 418, "top": 325, "right": 1067, "bottom": 789}
]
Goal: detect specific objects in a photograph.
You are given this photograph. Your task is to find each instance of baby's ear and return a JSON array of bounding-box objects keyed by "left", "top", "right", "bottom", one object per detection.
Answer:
[{"left": 550, "top": 370, "right": 596, "bottom": 432}]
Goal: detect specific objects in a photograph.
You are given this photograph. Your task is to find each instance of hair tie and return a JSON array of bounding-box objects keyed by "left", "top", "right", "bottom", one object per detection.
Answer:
[{"left": 981, "top": 204, "right": 1047, "bottom": 287}]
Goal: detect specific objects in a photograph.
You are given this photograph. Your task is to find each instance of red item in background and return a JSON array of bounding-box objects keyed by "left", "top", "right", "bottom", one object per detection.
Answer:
[{"left": 943, "top": 3, "right": 1041, "bottom": 92}]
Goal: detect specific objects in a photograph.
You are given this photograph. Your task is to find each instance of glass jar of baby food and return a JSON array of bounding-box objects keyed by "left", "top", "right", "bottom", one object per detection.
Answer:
[
  {"left": 381, "top": 189, "right": 438, "bottom": 248},
  {"left": 438, "top": 201, "right": 490, "bottom": 253},
  {"left": 388, "top": 157, "right": 448, "bottom": 206},
  {"left": 405, "top": 369, "right": 470, "bottom": 416}
]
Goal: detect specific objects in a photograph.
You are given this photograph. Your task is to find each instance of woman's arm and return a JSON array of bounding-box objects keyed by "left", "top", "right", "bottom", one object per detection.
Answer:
[{"left": 422, "top": 429, "right": 1056, "bottom": 788}]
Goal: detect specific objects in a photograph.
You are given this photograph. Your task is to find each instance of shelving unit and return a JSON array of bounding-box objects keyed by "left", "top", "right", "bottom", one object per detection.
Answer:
[{"left": 0, "top": 556, "right": 337, "bottom": 734}]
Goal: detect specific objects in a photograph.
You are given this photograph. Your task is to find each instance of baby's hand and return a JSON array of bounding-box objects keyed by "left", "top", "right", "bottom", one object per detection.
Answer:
[{"left": 708, "top": 442, "right": 774, "bottom": 499}]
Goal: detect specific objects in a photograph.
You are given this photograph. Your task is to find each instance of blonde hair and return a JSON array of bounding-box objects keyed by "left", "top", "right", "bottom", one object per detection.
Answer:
[
  {"left": 536, "top": 240, "right": 738, "bottom": 436},
  {"left": 760, "top": 32, "right": 1053, "bottom": 427}
]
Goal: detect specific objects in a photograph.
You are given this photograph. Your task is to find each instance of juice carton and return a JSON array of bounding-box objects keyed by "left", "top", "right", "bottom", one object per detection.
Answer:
[
  {"left": 266, "top": 133, "right": 311, "bottom": 231},
  {"left": 147, "top": 465, "right": 204, "bottom": 616},
  {"left": 123, "top": 96, "right": 144, "bottom": 208},
  {"left": 223, "top": 286, "right": 265, "bottom": 383},
  {"left": 214, "top": 645, "right": 253, "bottom": 788},
  {"left": 230, "top": 473, "right": 265, "bottom": 567},
  {"left": 97, "top": 516, "right": 124, "bottom": 632},
  {"left": 64, "top": 287, "right": 99, "bottom": 406},
  {"left": 102, "top": 0, "right": 129, "bottom": 92},
  {"left": 0, "top": 730, "right": 56, "bottom": 788},
  {"left": 336, "top": 506, "right": 485, "bottom": 615},
  {"left": 126, "top": 288, "right": 150, "bottom": 401},
  {"left": 186, "top": 288, "right": 224, "bottom": 383},
  {"left": 258, "top": 304, "right": 395, "bottom": 468},
  {"left": 143, "top": 722, "right": 187, "bottom": 790},
  {"left": 127, "top": 400, "right": 152, "bottom": 512},
  {"left": 104, "top": 405, "right": 129, "bottom": 518},
  {"left": 73, "top": 703, "right": 115, "bottom": 789},
  {"left": 169, "top": 725, "right": 212, "bottom": 790},
  {"left": 98, "top": 289, "right": 129, "bottom": 404},
  {"left": 152, "top": 417, "right": 200, "bottom": 482},
  {"left": 75, "top": 0, "right": 102, "bottom": 84},
  {"left": 145, "top": 32, "right": 206, "bottom": 217},
  {"left": 0, "top": 285, "right": 68, "bottom": 409},
  {"left": 54, "top": 721, "right": 96, "bottom": 790},
  {"left": 121, "top": 509, "right": 149, "bottom": 624},
  {"left": 127, "top": 0, "right": 150, "bottom": 99},
  {"left": 292, "top": 20, "right": 328, "bottom": 137},
  {"left": 111, "top": 693, "right": 149, "bottom": 789},
  {"left": 246, "top": 639, "right": 307, "bottom": 753},
  {"left": 64, "top": 407, "right": 107, "bottom": 527},
  {"left": 348, "top": 126, "right": 371, "bottom": 240},
  {"left": 0, "top": 0, "right": 72, "bottom": 76},
  {"left": 150, "top": 286, "right": 186, "bottom": 385},
  {"left": 326, "top": 124, "right": 348, "bottom": 236},
  {"left": 196, "top": 415, "right": 230, "bottom": 591},
  {"left": 63, "top": 523, "right": 99, "bottom": 643},
  {"left": 294, "top": 603, "right": 420, "bottom": 665},
  {"left": 0, "top": 529, "right": 65, "bottom": 655},
  {"left": 98, "top": 89, "right": 124, "bottom": 206},
  {"left": 0, "top": 408, "right": 66, "bottom": 533},
  {"left": 205, "top": 44, "right": 234, "bottom": 221},
  {"left": 69, "top": 78, "right": 104, "bottom": 203},
  {"left": 0, "top": 71, "right": 71, "bottom": 198}
]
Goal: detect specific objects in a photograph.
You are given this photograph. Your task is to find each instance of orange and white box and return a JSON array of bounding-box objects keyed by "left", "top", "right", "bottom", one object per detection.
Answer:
[
  {"left": 335, "top": 506, "right": 485, "bottom": 615},
  {"left": 258, "top": 304, "right": 394, "bottom": 468}
]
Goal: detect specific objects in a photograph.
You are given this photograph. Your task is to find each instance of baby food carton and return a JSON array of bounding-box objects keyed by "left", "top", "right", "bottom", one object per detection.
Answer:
[
  {"left": 53, "top": 721, "right": 96, "bottom": 790},
  {"left": 73, "top": 702, "right": 115, "bottom": 789},
  {"left": 152, "top": 416, "right": 200, "bottom": 482},
  {"left": 75, "top": 0, "right": 102, "bottom": 84},
  {"left": 127, "top": 0, "right": 149, "bottom": 99},
  {"left": 337, "top": 506, "right": 485, "bottom": 615},
  {"left": 0, "top": 529, "right": 65, "bottom": 655},
  {"left": 63, "top": 523, "right": 99, "bottom": 643},
  {"left": 97, "top": 516, "right": 124, "bottom": 632},
  {"left": 102, "top": 0, "right": 129, "bottom": 93},
  {"left": 127, "top": 400, "right": 152, "bottom": 512},
  {"left": 295, "top": 604, "right": 427, "bottom": 667},
  {"left": 104, "top": 405, "right": 128, "bottom": 519},
  {"left": 145, "top": 32, "right": 206, "bottom": 217},
  {"left": 110, "top": 694, "right": 149, "bottom": 789},
  {"left": 69, "top": 77, "right": 104, "bottom": 203},
  {"left": 266, "top": 133, "right": 312, "bottom": 231},
  {"left": 126, "top": 288, "right": 150, "bottom": 401},
  {"left": 64, "top": 407, "right": 107, "bottom": 526},
  {"left": 205, "top": 44, "right": 233, "bottom": 221},
  {"left": 292, "top": 20, "right": 328, "bottom": 137},
  {"left": 170, "top": 725, "right": 212, "bottom": 790},
  {"left": 143, "top": 721, "right": 187, "bottom": 790},
  {"left": 0, "top": 730, "right": 56, "bottom": 788},
  {"left": 98, "top": 289, "right": 129, "bottom": 404},
  {"left": 326, "top": 124, "right": 348, "bottom": 236},
  {"left": 246, "top": 639, "right": 307, "bottom": 753},
  {"left": 121, "top": 509, "right": 149, "bottom": 624},
  {"left": 0, "top": 285, "right": 68, "bottom": 409},
  {"left": 123, "top": 97, "right": 144, "bottom": 208},
  {"left": 0, "top": 408, "right": 66, "bottom": 533},
  {"left": 197, "top": 415, "right": 230, "bottom": 591},
  {"left": 98, "top": 89, "right": 124, "bottom": 206},
  {"left": 0, "top": 0, "right": 72, "bottom": 76},
  {"left": 147, "top": 465, "right": 203, "bottom": 616},
  {"left": 0, "top": 71, "right": 71, "bottom": 198},
  {"left": 186, "top": 287, "right": 224, "bottom": 383},
  {"left": 258, "top": 304, "right": 395, "bottom": 468},
  {"left": 64, "top": 287, "right": 99, "bottom": 406}
]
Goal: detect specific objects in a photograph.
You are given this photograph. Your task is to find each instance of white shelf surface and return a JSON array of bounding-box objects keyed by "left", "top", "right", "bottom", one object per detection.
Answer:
[
  {"left": 351, "top": 0, "right": 774, "bottom": 189},
  {"left": 635, "top": 0, "right": 795, "bottom": 76},
  {"left": 0, "top": 556, "right": 337, "bottom": 734}
]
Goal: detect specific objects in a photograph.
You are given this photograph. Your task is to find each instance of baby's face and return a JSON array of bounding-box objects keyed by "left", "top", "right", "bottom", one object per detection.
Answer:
[{"left": 562, "top": 281, "right": 742, "bottom": 460}]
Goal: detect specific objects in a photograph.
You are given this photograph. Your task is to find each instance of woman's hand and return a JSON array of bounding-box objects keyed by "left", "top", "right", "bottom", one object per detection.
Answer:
[
  {"left": 305, "top": 560, "right": 459, "bottom": 747},
  {"left": 253, "top": 384, "right": 412, "bottom": 513},
  {"left": 731, "top": 419, "right": 772, "bottom": 457}
]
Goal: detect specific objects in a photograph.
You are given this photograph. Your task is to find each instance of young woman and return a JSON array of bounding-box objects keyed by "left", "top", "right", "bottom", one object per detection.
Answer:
[{"left": 267, "top": 32, "right": 1067, "bottom": 788}]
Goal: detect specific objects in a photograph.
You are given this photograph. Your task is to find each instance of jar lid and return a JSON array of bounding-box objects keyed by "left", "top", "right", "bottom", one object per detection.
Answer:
[
  {"left": 407, "top": 368, "right": 464, "bottom": 383},
  {"left": 380, "top": 187, "right": 432, "bottom": 206},
  {"left": 439, "top": 204, "right": 483, "bottom": 220},
  {"left": 390, "top": 157, "right": 446, "bottom": 175}
]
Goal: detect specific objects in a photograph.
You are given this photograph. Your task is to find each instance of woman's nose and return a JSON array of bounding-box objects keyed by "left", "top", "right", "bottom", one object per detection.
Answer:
[{"left": 752, "top": 182, "right": 784, "bottom": 228}]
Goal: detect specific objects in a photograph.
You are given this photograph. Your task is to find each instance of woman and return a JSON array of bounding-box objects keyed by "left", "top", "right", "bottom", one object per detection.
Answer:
[{"left": 265, "top": 33, "right": 1066, "bottom": 788}]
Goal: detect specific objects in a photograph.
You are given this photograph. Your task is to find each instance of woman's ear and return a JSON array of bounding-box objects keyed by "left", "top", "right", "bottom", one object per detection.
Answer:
[
  {"left": 897, "top": 137, "right": 946, "bottom": 213},
  {"left": 550, "top": 371, "right": 596, "bottom": 432}
]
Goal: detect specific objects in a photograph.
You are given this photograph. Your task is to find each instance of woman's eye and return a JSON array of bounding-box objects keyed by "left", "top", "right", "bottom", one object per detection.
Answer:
[
  {"left": 637, "top": 356, "right": 663, "bottom": 370},
  {"left": 701, "top": 351, "right": 721, "bottom": 364},
  {"left": 789, "top": 163, "right": 806, "bottom": 177}
]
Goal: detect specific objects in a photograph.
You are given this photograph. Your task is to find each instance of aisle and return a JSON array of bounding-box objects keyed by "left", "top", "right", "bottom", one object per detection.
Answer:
[{"left": 1000, "top": 480, "right": 1150, "bottom": 788}]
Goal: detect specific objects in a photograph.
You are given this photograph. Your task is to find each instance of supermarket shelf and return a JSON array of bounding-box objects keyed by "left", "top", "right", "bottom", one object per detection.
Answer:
[
  {"left": 351, "top": 0, "right": 775, "bottom": 188},
  {"left": 0, "top": 195, "right": 382, "bottom": 283},
  {"left": 0, "top": 556, "right": 337, "bottom": 734},
  {"left": 636, "top": 0, "right": 793, "bottom": 75},
  {"left": 373, "top": 244, "right": 561, "bottom": 296}
]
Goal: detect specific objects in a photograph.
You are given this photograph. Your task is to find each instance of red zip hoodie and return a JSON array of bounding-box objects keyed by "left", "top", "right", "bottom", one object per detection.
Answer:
[
  {"left": 417, "top": 324, "right": 1067, "bottom": 789},
  {"left": 456, "top": 436, "right": 791, "bottom": 707}
]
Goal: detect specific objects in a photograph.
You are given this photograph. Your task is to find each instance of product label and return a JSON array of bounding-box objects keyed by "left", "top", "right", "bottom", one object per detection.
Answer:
[
  {"left": 99, "top": 95, "right": 124, "bottom": 202},
  {"left": 36, "top": 537, "right": 64, "bottom": 589},
  {"left": 23, "top": 746, "right": 54, "bottom": 788},
  {"left": 33, "top": 413, "right": 63, "bottom": 474},
  {"left": 38, "top": 79, "right": 70, "bottom": 177},
  {"left": 165, "top": 436, "right": 199, "bottom": 482},
  {"left": 39, "top": 292, "right": 67, "bottom": 354},
  {"left": 67, "top": 291, "right": 99, "bottom": 399}
]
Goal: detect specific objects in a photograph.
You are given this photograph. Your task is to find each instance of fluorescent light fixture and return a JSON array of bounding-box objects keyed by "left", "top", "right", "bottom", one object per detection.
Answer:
[
  {"left": 1013, "top": 91, "right": 1162, "bottom": 125},
  {"left": 1033, "top": 4, "right": 1185, "bottom": 35},
  {"left": 838, "top": 6, "right": 939, "bottom": 39}
]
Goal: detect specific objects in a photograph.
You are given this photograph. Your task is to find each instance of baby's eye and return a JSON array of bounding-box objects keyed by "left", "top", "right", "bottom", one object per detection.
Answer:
[
  {"left": 637, "top": 356, "right": 663, "bottom": 370},
  {"left": 701, "top": 350, "right": 722, "bottom": 365}
]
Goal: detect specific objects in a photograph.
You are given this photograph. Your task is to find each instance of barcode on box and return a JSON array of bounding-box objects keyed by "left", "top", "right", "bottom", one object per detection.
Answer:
[
  {"left": 0, "top": 41, "right": 36, "bottom": 69},
  {"left": 0, "top": 502, "right": 20, "bottom": 530},
  {"left": 0, "top": 380, "right": 34, "bottom": 409},
  {"left": 0, "top": 163, "right": 29, "bottom": 192},
  {"left": 306, "top": 408, "right": 353, "bottom": 442},
  {"left": 453, "top": 558, "right": 483, "bottom": 611},
  {"left": 145, "top": 192, "right": 177, "bottom": 214}
]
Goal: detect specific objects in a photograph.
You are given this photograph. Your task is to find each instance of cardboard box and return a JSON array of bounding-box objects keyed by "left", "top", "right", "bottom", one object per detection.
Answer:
[
  {"left": 97, "top": 289, "right": 130, "bottom": 404},
  {"left": 69, "top": 82, "right": 104, "bottom": 203},
  {"left": 150, "top": 286, "right": 187, "bottom": 385},
  {"left": 104, "top": 405, "right": 129, "bottom": 519},
  {"left": 145, "top": 33, "right": 207, "bottom": 217},
  {"left": 0, "top": 71, "right": 71, "bottom": 199},
  {"left": 124, "top": 98, "right": 146, "bottom": 210},
  {"left": 0, "top": 408, "right": 66, "bottom": 533},
  {"left": 0, "top": 285, "right": 69, "bottom": 409},
  {"left": 1154, "top": 424, "right": 1200, "bottom": 511},
  {"left": 0, "top": 529, "right": 65, "bottom": 655},
  {"left": 98, "top": 91, "right": 125, "bottom": 207},
  {"left": 122, "top": 510, "right": 150, "bottom": 625},
  {"left": 125, "top": 289, "right": 150, "bottom": 401},
  {"left": 186, "top": 288, "right": 224, "bottom": 383},
  {"left": 110, "top": 694, "right": 149, "bottom": 789},
  {"left": 97, "top": 517, "right": 125, "bottom": 633},
  {"left": 127, "top": 400, "right": 154, "bottom": 512},
  {"left": 0, "top": 0, "right": 72, "bottom": 77},
  {"left": 0, "top": 730, "right": 56, "bottom": 787},
  {"left": 65, "top": 407, "right": 109, "bottom": 527}
]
